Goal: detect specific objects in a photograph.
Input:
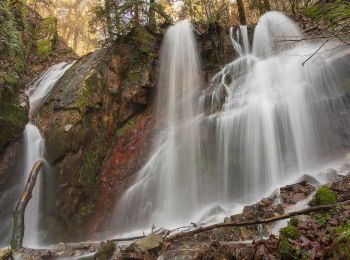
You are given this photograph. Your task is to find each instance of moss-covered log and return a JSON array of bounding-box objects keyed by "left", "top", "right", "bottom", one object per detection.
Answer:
[{"left": 11, "top": 159, "right": 44, "bottom": 250}]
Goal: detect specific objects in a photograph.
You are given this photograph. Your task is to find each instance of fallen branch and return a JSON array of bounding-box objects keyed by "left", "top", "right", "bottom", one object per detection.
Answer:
[
  {"left": 11, "top": 159, "right": 44, "bottom": 250},
  {"left": 302, "top": 37, "right": 332, "bottom": 66},
  {"left": 166, "top": 200, "right": 350, "bottom": 242},
  {"left": 109, "top": 235, "right": 146, "bottom": 242}
]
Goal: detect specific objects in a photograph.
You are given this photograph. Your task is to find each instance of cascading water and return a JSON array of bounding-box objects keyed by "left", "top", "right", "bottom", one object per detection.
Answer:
[
  {"left": 206, "top": 12, "right": 349, "bottom": 202},
  {"left": 23, "top": 62, "right": 72, "bottom": 248},
  {"left": 22, "top": 123, "right": 45, "bottom": 247},
  {"left": 0, "top": 62, "right": 72, "bottom": 247},
  {"left": 112, "top": 12, "right": 350, "bottom": 234},
  {"left": 113, "top": 20, "right": 202, "bottom": 232}
]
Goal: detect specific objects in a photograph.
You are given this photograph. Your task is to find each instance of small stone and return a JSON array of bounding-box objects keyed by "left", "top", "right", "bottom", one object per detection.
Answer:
[
  {"left": 64, "top": 124, "right": 74, "bottom": 132},
  {"left": 89, "top": 245, "right": 96, "bottom": 252},
  {"left": 56, "top": 242, "right": 66, "bottom": 251},
  {"left": 74, "top": 250, "right": 83, "bottom": 256},
  {"left": 0, "top": 247, "right": 11, "bottom": 259}
]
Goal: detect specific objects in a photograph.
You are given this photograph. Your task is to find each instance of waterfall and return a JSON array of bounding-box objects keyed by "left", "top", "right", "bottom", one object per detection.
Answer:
[
  {"left": 205, "top": 11, "right": 349, "bottom": 202},
  {"left": 112, "top": 12, "right": 350, "bottom": 234},
  {"left": 113, "top": 20, "right": 202, "bottom": 232},
  {"left": 21, "top": 123, "right": 45, "bottom": 247},
  {"left": 0, "top": 62, "right": 72, "bottom": 248},
  {"left": 22, "top": 62, "right": 72, "bottom": 248}
]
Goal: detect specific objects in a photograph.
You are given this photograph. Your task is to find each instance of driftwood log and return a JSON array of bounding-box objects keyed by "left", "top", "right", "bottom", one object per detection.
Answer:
[
  {"left": 11, "top": 159, "right": 44, "bottom": 250},
  {"left": 165, "top": 199, "right": 350, "bottom": 242}
]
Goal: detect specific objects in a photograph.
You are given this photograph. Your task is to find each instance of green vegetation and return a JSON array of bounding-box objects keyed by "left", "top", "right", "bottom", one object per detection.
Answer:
[
  {"left": 117, "top": 117, "right": 137, "bottom": 136},
  {"left": 279, "top": 223, "right": 299, "bottom": 240},
  {"left": 95, "top": 241, "right": 116, "bottom": 260},
  {"left": 36, "top": 39, "right": 52, "bottom": 60},
  {"left": 305, "top": 0, "right": 350, "bottom": 23},
  {"left": 0, "top": 1, "right": 22, "bottom": 55},
  {"left": 35, "top": 17, "right": 57, "bottom": 60},
  {"left": 278, "top": 222, "right": 300, "bottom": 259},
  {"left": 78, "top": 81, "right": 92, "bottom": 109},
  {"left": 331, "top": 223, "right": 350, "bottom": 258},
  {"left": 309, "top": 186, "right": 337, "bottom": 206}
]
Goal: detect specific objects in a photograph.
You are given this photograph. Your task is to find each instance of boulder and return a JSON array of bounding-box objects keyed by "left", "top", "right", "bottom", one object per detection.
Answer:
[
  {"left": 280, "top": 180, "right": 316, "bottom": 204},
  {"left": 330, "top": 175, "right": 350, "bottom": 201},
  {"left": 126, "top": 234, "right": 163, "bottom": 254},
  {"left": 36, "top": 36, "right": 158, "bottom": 237}
]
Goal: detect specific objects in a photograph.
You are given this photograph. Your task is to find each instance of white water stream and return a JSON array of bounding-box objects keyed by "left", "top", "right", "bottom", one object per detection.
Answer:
[{"left": 22, "top": 62, "right": 72, "bottom": 248}]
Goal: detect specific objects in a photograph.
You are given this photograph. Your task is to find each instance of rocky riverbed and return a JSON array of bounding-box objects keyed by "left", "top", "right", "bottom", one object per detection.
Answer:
[{"left": 2, "top": 163, "right": 349, "bottom": 259}]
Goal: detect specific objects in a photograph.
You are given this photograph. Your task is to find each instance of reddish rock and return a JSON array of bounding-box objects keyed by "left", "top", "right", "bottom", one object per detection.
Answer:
[{"left": 88, "top": 110, "right": 156, "bottom": 233}]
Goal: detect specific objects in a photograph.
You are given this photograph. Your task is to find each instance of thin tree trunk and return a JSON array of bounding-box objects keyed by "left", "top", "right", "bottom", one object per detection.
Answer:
[
  {"left": 11, "top": 160, "right": 44, "bottom": 250},
  {"left": 105, "top": 0, "right": 114, "bottom": 37},
  {"left": 288, "top": 0, "right": 296, "bottom": 15},
  {"left": 134, "top": 0, "right": 140, "bottom": 27},
  {"left": 149, "top": 0, "right": 156, "bottom": 29},
  {"left": 263, "top": 0, "right": 271, "bottom": 11},
  {"left": 236, "top": 0, "right": 247, "bottom": 25}
]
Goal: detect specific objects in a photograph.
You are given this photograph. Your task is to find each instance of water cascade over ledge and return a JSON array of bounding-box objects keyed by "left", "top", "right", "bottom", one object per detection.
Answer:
[
  {"left": 110, "top": 12, "right": 350, "bottom": 235},
  {"left": 23, "top": 62, "right": 73, "bottom": 248},
  {"left": 0, "top": 62, "right": 72, "bottom": 248},
  {"left": 113, "top": 20, "right": 203, "bottom": 233}
]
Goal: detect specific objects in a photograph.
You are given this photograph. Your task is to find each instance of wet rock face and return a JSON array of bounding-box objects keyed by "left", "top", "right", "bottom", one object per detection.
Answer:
[
  {"left": 37, "top": 34, "right": 158, "bottom": 236},
  {"left": 331, "top": 175, "right": 350, "bottom": 202},
  {"left": 280, "top": 180, "right": 316, "bottom": 204}
]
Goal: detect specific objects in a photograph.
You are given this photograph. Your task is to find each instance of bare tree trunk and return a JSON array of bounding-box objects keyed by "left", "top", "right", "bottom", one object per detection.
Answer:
[
  {"left": 236, "top": 0, "right": 247, "bottom": 25},
  {"left": 263, "top": 0, "right": 271, "bottom": 11},
  {"left": 288, "top": 0, "right": 296, "bottom": 15},
  {"left": 104, "top": 0, "right": 114, "bottom": 37},
  {"left": 149, "top": 0, "right": 156, "bottom": 29},
  {"left": 11, "top": 160, "right": 44, "bottom": 250},
  {"left": 134, "top": 0, "right": 140, "bottom": 27}
]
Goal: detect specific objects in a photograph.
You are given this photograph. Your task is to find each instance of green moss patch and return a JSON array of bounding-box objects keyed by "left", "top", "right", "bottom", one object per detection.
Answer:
[
  {"left": 309, "top": 186, "right": 337, "bottom": 206},
  {"left": 304, "top": 1, "right": 350, "bottom": 23},
  {"left": 95, "top": 241, "right": 116, "bottom": 260}
]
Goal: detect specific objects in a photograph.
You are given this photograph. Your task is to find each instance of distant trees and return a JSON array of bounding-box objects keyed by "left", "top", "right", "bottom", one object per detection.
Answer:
[
  {"left": 28, "top": 0, "right": 99, "bottom": 55},
  {"left": 236, "top": 0, "right": 247, "bottom": 25},
  {"left": 28, "top": 0, "right": 321, "bottom": 51},
  {"left": 91, "top": 0, "right": 173, "bottom": 39}
]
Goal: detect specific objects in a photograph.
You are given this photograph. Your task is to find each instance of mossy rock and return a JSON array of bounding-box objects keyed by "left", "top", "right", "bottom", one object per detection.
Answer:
[
  {"left": 36, "top": 38, "right": 52, "bottom": 60},
  {"left": 309, "top": 186, "right": 337, "bottom": 206},
  {"left": 126, "top": 234, "right": 163, "bottom": 253},
  {"left": 95, "top": 241, "right": 116, "bottom": 260}
]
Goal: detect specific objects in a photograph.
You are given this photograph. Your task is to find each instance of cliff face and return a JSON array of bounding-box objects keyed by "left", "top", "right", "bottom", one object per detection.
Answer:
[{"left": 36, "top": 28, "right": 160, "bottom": 238}]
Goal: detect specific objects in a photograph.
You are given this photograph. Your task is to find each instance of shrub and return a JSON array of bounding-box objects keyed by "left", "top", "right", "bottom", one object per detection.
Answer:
[{"left": 279, "top": 224, "right": 299, "bottom": 240}]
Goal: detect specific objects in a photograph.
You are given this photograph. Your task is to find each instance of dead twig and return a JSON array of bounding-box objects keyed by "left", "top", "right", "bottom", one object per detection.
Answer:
[{"left": 302, "top": 37, "right": 332, "bottom": 66}]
